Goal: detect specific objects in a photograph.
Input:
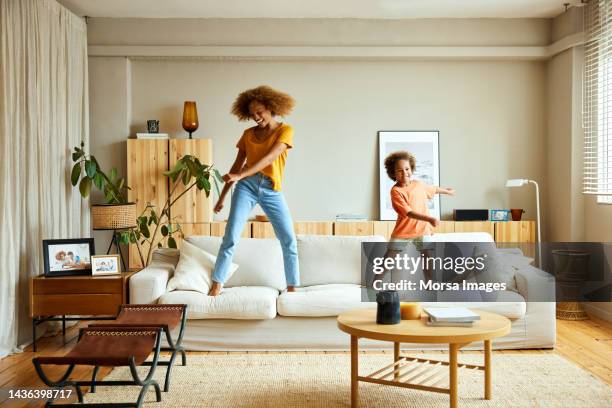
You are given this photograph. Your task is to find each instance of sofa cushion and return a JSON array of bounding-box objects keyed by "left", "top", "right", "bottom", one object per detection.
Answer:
[
  {"left": 187, "top": 236, "right": 286, "bottom": 290},
  {"left": 159, "top": 286, "right": 278, "bottom": 320},
  {"left": 167, "top": 241, "right": 238, "bottom": 294},
  {"left": 277, "top": 284, "right": 374, "bottom": 317},
  {"left": 297, "top": 235, "right": 386, "bottom": 287},
  {"left": 421, "top": 290, "right": 526, "bottom": 319}
]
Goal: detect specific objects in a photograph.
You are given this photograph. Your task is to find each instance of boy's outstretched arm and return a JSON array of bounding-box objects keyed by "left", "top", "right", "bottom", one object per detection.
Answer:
[
  {"left": 406, "top": 210, "right": 439, "bottom": 227},
  {"left": 436, "top": 187, "right": 455, "bottom": 195}
]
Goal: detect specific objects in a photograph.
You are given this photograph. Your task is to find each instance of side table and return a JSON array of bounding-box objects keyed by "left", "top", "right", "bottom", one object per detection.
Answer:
[{"left": 29, "top": 271, "right": 138, "bottom": 351}]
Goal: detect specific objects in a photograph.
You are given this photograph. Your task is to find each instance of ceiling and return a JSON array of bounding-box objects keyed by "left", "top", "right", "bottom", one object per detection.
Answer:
[{"left": 57, "top": 0, "right": 571, "bottom": 19}]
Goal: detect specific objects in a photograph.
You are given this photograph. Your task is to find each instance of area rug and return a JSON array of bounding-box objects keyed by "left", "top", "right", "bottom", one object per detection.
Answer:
[{"left": 84, "top": 353, "right": 611, "bottom": 407}]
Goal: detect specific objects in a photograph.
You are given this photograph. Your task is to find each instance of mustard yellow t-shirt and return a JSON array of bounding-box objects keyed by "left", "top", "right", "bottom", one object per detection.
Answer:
[{"left": 236, "top": 123, "right": 293, "bottom": 191}]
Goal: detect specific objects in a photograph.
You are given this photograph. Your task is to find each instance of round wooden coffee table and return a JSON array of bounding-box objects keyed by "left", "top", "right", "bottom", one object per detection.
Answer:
[{"left": 337, "top": 308, "right": 511, "bottom": 408}]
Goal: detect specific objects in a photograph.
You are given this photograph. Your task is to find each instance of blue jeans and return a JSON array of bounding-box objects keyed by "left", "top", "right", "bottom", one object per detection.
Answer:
[{"left": 212, "top": 173, "right": 299, "bottom": 286}]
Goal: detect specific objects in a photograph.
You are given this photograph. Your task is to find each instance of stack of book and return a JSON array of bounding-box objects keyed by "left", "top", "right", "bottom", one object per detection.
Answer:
[
  {"left": 136, "top": 133, "right": 169, "bottom": 139},
  {"left": 423, "top": 307, "right": 480, "bottom": 327},
  {"left": 335, "top": 213, "right": 368, "bottom": 222}
]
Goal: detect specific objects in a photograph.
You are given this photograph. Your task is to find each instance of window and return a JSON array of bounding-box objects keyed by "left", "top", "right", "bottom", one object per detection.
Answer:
[{"left": 583, "top": 0, "right": 612, "bottom": 203}]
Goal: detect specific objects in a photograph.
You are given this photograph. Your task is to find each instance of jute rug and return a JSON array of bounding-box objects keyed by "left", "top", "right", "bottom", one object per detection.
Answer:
[{"left": 84, "top": 353, "right": 611, "bottom": 407}]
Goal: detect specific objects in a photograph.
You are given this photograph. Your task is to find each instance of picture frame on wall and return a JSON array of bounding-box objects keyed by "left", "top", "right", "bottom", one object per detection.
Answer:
[
  {"left": 42, "top": 238, "right": 95, "bottom": 277},
  {"left": 378, "top": 131, "right": 440, "bottom": 221},
  {"left": 91, "top": 254, "right": 121, "bottom": 276}
]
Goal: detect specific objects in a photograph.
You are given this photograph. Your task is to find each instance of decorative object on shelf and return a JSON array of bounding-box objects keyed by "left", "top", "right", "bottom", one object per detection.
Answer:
[
  {"left": 453, "top": 209, "right": 488, "bottom": 221},
  {"left": 400, "top": 302, "right": 421, "bottom": 320},
  {"left": 70, "top": 142, "right": 133, "bottom": 270},
  {"left": 136, "top": 132, "right": 169, "bottom": 140},
  {"left": 182, "top": 101, "right": 199, "bottom": 139},
  {"left": 255, "top": 214, "right": 269, "bottom": 222},
  {"left": 506, "top": 178, "right": 542, "bottom": 266},
  {"left": 378, "top": 131, "right": 440, "bottom": 221},
  {"left": 553, "top": 249, "right": 590, "bottom": 321},
  {"left": 510, "top": 208, "right": 525, "bottom": 221},
  {"left": 147, "top": 119, "right": 160, "bottom": 133},
  {"left": 91, "top": 254, "right": 121, "bottom": 276},
  {"left": 42, "top": 238, "right": 95, "bottom": 277},
  {"left": 490, "top": 209, "right": 510, "bottom": 221},
  {"left": 376, "top": 290, "right": 400, "bottom": 324}
]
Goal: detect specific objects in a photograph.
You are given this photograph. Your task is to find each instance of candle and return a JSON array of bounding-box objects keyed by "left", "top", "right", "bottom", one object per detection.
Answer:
[{"left": 400, "top": 302, "right": 421, "bottom": 320}]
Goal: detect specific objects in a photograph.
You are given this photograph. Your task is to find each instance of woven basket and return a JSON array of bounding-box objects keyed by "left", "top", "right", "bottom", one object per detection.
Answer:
[
  {"left": 91, "top": 203, "right": 137, "bottom": 230},
  {"left": 556, "top": 302, "right": 589, "bottom": 320}
]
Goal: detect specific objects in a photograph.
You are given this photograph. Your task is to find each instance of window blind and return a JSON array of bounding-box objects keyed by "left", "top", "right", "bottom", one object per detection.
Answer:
[{"left": 583, "top": 0, "right": 612, "bottom": 197}]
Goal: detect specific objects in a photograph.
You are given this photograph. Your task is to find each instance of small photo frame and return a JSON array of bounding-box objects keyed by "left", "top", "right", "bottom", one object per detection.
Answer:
[
  {"left": 43, "top": 238, "right": 95, "bottom": 277},
  {"left": 490, "top": 209, "right": 510, "bottom": 221},
  {"left": 91, "top": 254, "right": 121, "bottom": 276}
]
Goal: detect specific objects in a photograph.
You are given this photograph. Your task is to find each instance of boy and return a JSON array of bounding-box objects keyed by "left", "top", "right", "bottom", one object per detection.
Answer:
[{"left": 384, "top": 151, "right": 454, "bottom": 280}]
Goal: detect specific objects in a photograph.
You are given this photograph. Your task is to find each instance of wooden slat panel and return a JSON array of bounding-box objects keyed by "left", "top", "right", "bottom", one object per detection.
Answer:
[
  {"left": 434, "top": 221, "right": 455, "bottom": 233},
  {"left": 252, "top": 221, "right": 276, "bottom": 238},
  {"left": 372, "top": 221, "right": 395, "bottom": 240},
  {"left": 494, "top": 221, "right": 536, "bottom": 243},
  {"left": 169, "top": 139, "right": 213, "bottom": 224},
  {"left": 127, "top": 139, "right": 168, "bottom": 269},
  {"left": 210, "top": 221, "right": 252, "bottom": 238},
  {"left": 334, "top": 221, "right": 374, "bottom": 236},
  {"left": 453, "top": 221, "right": 494, "bottom": 236},
  {"left": 294, "top": 221, "right": 333, "bottom": 235}
]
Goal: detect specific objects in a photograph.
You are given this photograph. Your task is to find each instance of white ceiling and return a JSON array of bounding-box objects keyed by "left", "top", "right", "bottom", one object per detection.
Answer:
[{"left": 57, "top": 0, "right": 571, "bottom": 19}]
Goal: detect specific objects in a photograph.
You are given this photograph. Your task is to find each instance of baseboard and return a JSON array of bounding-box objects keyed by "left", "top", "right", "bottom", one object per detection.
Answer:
[{"left": 583, "top": 302, "right": 612, "bottom": 322}]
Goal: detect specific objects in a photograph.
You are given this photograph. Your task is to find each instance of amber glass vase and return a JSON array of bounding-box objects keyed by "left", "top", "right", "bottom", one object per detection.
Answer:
[{"left": 182, "top": 101, "right": 199, "bottom": 139}]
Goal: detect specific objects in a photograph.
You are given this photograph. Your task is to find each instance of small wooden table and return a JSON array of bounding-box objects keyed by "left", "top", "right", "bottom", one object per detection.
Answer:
[
  {"left": 29, "top": 271, "right": 138, "bottom": 351},
  {"left": 337, "top": 308, "right": 511, "bottom": 408}
]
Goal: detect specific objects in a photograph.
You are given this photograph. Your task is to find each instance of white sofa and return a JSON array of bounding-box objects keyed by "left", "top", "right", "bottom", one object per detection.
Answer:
[{"left": 130, "top": 233, "right": 556, "bottom": 351}]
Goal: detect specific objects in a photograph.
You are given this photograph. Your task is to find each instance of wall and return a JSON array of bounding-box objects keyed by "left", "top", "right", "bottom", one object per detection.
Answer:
[{"left": 88, "top": 18, "right": 548, "bottom": 223}]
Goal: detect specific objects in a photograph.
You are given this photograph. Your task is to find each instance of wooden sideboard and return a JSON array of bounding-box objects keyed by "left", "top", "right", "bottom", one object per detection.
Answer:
[{"left": 173, "top": 220, "right": 535, "bottom": 244}]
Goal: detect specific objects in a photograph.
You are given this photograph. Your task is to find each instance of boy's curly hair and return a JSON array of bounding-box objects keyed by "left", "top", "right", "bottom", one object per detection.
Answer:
[
  {"left": 384, "top": 151, "right": 416, "bottom": 181},
  {"left": 231, "top": 85, "right": 295, "bottom": 121}
]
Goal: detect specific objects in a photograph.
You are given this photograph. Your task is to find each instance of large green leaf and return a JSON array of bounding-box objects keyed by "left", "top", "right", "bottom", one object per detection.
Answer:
[
  {"left": 213, "top": 168, "right": 223, "bottom": 183},
  {"left": 182, "top": 169, "right": 191, "bottom": 186},
  {"left": 79, "top": 177, "right": 92, "bottom": 197},
  {"left": 140, "top": 223, "right": 150, "bottom": 239},
  {"left": 84, "top": 160, "right": 97, "bottom": 178},
  {"left": 186, "top": 159, "right": 199, "bottom": 177},
  {"left": 161, "top": 225, "right": 169, "bottom": 236},
  {"left": 70, "top": 163, "right": 81, "bottom": 186},
  {"left": 93, "top": 172, "right": 105, "bottom": 189},
  {"left": 110, "top": 167, "right": 117, "bottom": 181},
  {"left": 168, "top": 236, "right": 177, "bottom": 249}
]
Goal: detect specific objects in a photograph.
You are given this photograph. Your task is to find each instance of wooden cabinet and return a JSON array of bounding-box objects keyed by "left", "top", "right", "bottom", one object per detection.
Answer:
[{"left": 127, "top": 139, "right": 213, "bottom": 268}]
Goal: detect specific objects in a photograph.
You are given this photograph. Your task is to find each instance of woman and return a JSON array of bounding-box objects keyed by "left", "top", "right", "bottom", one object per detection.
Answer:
[{"left": 209, "top": 85, "right": 299, "bottom": 296}]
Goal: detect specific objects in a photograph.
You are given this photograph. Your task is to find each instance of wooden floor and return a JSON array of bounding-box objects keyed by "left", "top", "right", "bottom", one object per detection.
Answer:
[{"left": 1, "top": 317, "right": 610, "bottom": 407}]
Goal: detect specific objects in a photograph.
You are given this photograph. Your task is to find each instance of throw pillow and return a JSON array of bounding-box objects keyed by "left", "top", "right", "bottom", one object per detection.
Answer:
[
  {"left": 471, "top": 243, "right": 518, "bottom": 291},
  {"left": 166, "top": 240, "right": 238, "bottom": 294}
]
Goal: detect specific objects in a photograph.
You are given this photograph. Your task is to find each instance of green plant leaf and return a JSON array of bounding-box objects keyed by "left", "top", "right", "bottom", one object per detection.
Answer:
[
  {"left": 93, "top": 172, "right": 105, "bottom": 189},
  {"left": 168, "top": 236, "right": 177, "bottom": 249},
  {"left": 72, "top": 152, "right": 81, "bottom": 162},
  {"left": 186, "top": 159, "right": 199, "bottom": 177},
  {"left": 182, "top": 169, "right": 191, "bottom": 186},
  {"left": 140, "top": 224, "right": 150, "bottom": 239},
  {"left": 85, "top": 160, "right": 97, "bottom": 178},
  {"left": 161, "top": 225, "right": 169, "bottom": 236},
  {"left": 110, "top": 167, "right": 117, "bottom": 181},
  {"left": 213, "top": 168, "right": 223, "bottom": 183},
  {"left": 158, "top": 242, "right": 163, "bottom": 248},
  {"left": 70, "top": 163, "right": 81, "bottom": 186},
  {"left": 79, "top": 177, "right": 92, "bottom": 197}
]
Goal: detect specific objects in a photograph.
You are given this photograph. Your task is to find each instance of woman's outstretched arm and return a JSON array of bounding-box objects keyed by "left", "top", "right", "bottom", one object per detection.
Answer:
[{"left": 214, "top": 149, "right": 247, "bottom": 213}]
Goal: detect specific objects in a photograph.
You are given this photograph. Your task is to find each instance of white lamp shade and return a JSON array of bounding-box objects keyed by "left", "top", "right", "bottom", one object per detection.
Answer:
[{"left": 506, "top": 179, "right": 528, "bottom": 187}]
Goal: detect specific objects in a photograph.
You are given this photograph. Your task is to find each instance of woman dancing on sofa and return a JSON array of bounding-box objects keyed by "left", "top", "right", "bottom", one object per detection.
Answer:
[{"left": 208, "top": 85, "right": 299, "bottom": 296}]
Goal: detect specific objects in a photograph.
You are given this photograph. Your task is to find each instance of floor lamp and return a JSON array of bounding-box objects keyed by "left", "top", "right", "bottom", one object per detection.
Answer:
[{"left": 505, "top": 179, "right": 542, "bottom": 267}]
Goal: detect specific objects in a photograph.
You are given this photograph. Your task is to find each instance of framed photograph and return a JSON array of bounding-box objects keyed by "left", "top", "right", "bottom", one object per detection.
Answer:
[
  {"left": 490, "top": 209, "right": 510, "bottom": 221},
  {"left": 42, "top": 238, "right": 95, "bottom": 277},
  {"left": 91, "top": 254, "right": 121, "bottom": 275},
  {"left": 378, "top": 131, "right": 440, "bottom": 221}
]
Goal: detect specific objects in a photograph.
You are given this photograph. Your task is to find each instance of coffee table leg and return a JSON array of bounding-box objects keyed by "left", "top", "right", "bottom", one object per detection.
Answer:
[
  {"left": 393, "top": 342, "right": 400, "bottom": 380},
  {"left": 351, "top": 335, "right": 359, "bottom": 407},
  {"left": 449, "top": 343, "right": 458, "bottom": 408},
  {"left": 484, "top": 339, "right": 491, "bottom": 399}
]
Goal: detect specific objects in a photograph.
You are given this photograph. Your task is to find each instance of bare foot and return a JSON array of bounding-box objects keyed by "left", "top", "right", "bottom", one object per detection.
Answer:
[
  {"left": 208, "top": 282, "right": 222, "bottom": 296},
  {"left": 287, "top": 286, "right": 296, "bottom": 292}
]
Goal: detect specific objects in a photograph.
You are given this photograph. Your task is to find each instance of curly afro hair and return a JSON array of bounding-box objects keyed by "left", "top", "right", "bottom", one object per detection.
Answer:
[
  {"left": 384, "top": 151, "right": 416, "bottom": 181},
  {"left": 231, "top": 85, "right": 295, "bottom": 121}
]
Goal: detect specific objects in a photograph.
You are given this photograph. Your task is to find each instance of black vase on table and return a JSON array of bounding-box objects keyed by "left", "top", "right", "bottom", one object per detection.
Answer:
[{"left": 376, "top": 290, "right": 401, "bottom": 325}]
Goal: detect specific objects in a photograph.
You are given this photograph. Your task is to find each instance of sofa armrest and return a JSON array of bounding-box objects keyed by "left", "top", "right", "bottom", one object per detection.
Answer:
[
  {"left": 129, "top": 263, "right": 174, "bottom": 304},
  {"left": 515, "top": 265, "right": 556, "bottom": 304}
]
